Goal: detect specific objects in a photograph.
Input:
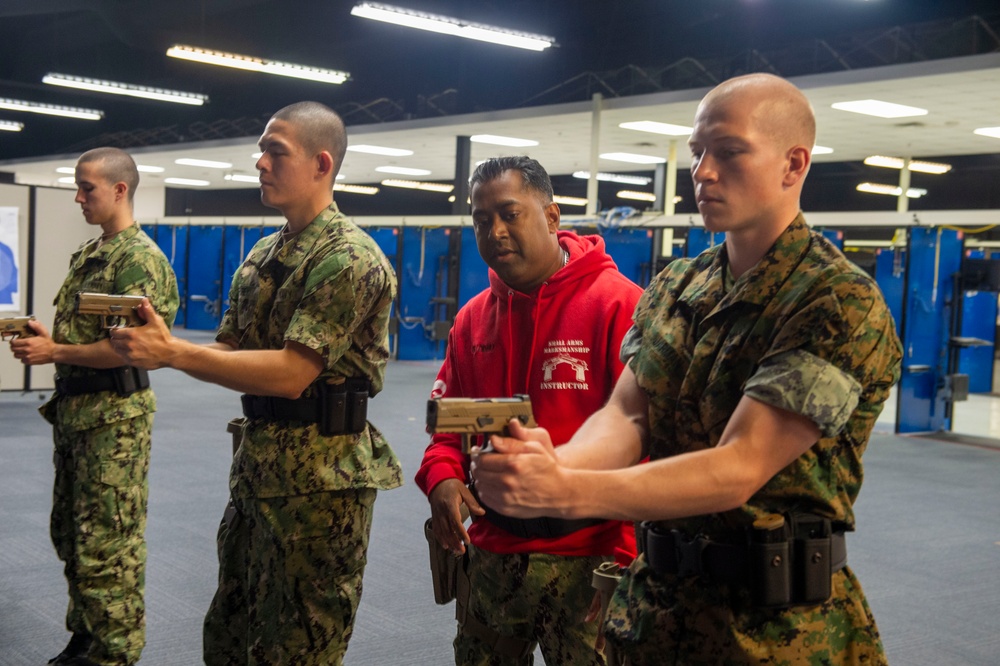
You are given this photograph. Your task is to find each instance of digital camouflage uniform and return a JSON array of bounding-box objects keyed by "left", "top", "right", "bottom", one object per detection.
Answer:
[
  {"left": 41, "top": 223, "right": 179, "bottom": 666},
  {"left": 202, "top": 203, "right": 403, "bottom": 666},
  {"left": 604, "top": 215, "right": 901, "bottom": 665}
]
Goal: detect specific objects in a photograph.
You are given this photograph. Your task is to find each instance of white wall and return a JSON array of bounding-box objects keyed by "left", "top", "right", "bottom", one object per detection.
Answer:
[{"left": 0, "top": 183, "right": 30, "bottom": 390}]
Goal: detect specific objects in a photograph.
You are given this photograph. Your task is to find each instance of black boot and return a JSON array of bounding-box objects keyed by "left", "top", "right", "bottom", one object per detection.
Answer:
[
  {"left": 56, "top": 658, "right": 100, "bottom": 666},
  {"left": 47, "top": 633, "right": 93, "bottom": 664}
]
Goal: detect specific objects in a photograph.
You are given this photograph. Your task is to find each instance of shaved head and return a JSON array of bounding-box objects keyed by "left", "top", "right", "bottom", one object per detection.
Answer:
[
  {"left": 77, "top": 147, "right": 139, "bottom": 202},
  {"left": 270, "top": 101, "right": 348, "bottom": 178},
  {"left": 700, "top": 73, "right": 816, "bottom": 156}
]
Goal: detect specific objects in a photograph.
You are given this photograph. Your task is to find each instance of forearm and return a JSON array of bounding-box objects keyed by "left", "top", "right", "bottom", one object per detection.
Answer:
[
  {"left": 556, "top": 403, "right": 645, "bottom": 471},
  {"left": 168, "top": 341, "right": 321, "bottom": 398},
  {"left": 52, "top": 338, "right": 126, "bottom": 369}
]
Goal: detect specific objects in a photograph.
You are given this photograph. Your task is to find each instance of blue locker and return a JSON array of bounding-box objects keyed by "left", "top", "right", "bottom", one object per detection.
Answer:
[
  {"left": 360, "top": 226, "right": 402, "bottom": 355},
  {"left": 458, "top": 227, "right": 488, "bottom": 308},
  {"left": 820, "top": 228, "right": 844, "bottom": 251},
  {"left": 957, "top": 250, "right": 997, "bottom": 393},
  {"left": 602, "top": 228, "right": 654, "bottom": 287},
  {"left": 686, "top": 228, "right": 721, "bottom": 257},
  {"left": 221, "top": 225, "right": 268, "bottom": 313},
  {"left": 874, "top": 248, "right": 905, "bottom": 340},
  {"left": 397, "top": 226, "right": 452, "bottom": 360},
  {"left": 185, "top": 225, "right": 224, "bottom": 331},
  {"left": 896, "top": 227, "right": 963, "bottom": 433},
  {"left": 150, "top": 224, "right": 188, "bottom": 328}
]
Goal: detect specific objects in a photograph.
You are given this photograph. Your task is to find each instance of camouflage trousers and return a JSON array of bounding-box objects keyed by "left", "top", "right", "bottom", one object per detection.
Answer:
[
  {"left": 203, "top": 487, "right": 377, "bottom": 666},
  {"left": 51, "top": 414, "right": 152, "bottom": 666},
  {"left": 456, "top": 545, "right": 609, "bottom": 666},
  {"left": 603, "top": 556, "right": 888, "bottom": 665}
]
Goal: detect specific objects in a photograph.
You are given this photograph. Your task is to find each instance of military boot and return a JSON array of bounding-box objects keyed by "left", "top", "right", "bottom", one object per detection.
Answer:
[
  {"left": 48, "top": 633, "right": 93, "bottom": 664},
  {"left": 56, "top": 658, "right": 101, "bottom": 666}
]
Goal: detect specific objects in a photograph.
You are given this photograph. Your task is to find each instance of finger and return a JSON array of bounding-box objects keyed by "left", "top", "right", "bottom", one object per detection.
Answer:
[{"left": 458, "top": 486, "right": 486, "bottom": 516}]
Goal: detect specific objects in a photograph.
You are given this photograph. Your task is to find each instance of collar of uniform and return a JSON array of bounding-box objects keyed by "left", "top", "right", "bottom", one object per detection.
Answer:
[
  {"left": 87, "top": 222, "right": 140, "bottom": 258},
  {"left": 276, "top": 202, "right": 343, "bottom": 258},
  {"left": 722, "top": 212, "right": 810, "bottom": 308}
]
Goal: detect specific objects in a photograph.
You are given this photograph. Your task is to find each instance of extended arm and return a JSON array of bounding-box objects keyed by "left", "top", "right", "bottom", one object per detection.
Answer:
[
  {"left": 111, "top": 299, "right": 323, "bottom": 398},
  {"left": 10, "top": 318, "right": 124, "bottom": 369}
]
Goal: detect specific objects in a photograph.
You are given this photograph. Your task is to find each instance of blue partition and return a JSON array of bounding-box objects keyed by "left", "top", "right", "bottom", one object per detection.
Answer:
[
  {"left": 397, "top": 226, "right": 453, "bottom": 360},
  {"left": 185, "top": 225, "right": 224, "bottom": 331},
  {"left": 221, "top": 225, "right": 269, "bottom": 313},
  {"left": 360, "top": 226, "right": 402, "bottom": 355},
  {"left": 820, "top": 228, "right": 845, "bottom": 251},
  {"left": 874, "top": 248, "right": 905, "bottom": 340},
  {"left": 686, "top": 228, "right": 721, "bottom": 258},
  {"left": 603, "top": 227, "right": 654, "bottom": 287},
  {"left": 150, "top": 224, "right": 189, "bottom": 327},
  {"left": 957, "top": 250, "right": 998, "bottom": 393},
  {"left": 896, "top": 227, "right": 963, "bottom": 433},
  {"left": 458, "top": 227, "right": 488, "bottom": 308}
]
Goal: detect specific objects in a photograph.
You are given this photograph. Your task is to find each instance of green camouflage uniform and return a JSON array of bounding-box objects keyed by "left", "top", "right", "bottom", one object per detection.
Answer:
[
  {"left": 41, "top": 223, "right": 179, "bottom": 666},
  {"left": 605, "top": 215, "right": 901, "bottom": 665},
  {"left": 202, "top": 203, "right": 403, "bottom": 666}
]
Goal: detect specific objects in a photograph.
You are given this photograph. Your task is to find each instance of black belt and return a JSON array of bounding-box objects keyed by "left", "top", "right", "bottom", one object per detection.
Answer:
[
  {"left": 241, "top": 378, "right": 371, "bottom": 437},
  {"left": 54, "top": 366, "right": 150, "bottom": 396},
  {"left": 471, "top": 483, "right": 604, "bottom": 539}
]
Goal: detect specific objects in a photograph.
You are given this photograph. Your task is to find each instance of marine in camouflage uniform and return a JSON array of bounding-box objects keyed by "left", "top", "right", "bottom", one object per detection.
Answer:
[
  {"left": 43, "top": 223, "right": 178, "bottom": 665},
  {"left": 602, "top": 214, "right": 900, "bottom": 664},
  {"left": 201, "top": 201, "right": 402, "bottom": 666}
]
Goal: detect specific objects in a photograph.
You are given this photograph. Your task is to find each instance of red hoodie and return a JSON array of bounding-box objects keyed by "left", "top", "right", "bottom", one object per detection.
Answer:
[{"left": 415, "top": 230, "right": 641, "bottom": 558}]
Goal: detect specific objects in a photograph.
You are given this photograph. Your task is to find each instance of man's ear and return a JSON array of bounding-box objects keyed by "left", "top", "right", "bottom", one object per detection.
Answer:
[
  {"left": 316, "top": 151, "right": 334, "bottom": 180},
  {"left": 114, "top": 181, "right": 128, "bottom": 202},
  {"left": 783, "top": 145, "right": 811, "bottom": 188},
  {"left": 545, "top": 201, "right": 561, "bottom": 233}
]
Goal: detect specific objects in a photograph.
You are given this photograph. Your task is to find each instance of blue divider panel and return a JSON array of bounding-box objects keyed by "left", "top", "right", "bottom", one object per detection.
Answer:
[
  {"left": 602, "top": 228, "right": 654, "bottom": 287},
  {"left": 686, "top": 228, "right": 721, "bottom": 257},
  {"left": 185, "top": 225, "right": 224, "bottom": 331},
  {"left": 458, "top": 227, "right": 488, "bottom": 308},
  {"left": 957, "top": 250, "right": 997, "bottom": 393},
  {"left": 398, "top": 226, "right": 452, "bottom": 360},
  {"left": 820, "top": 228, "right": 845, "bottom": 251},
  {"left": 360, "top": 226, "right": 401, "bottom": 353},
  {"left": 874, "top": 248, "right": 905, "bottom": 340},
  {"left": 151, "top": 225, "right": 188, "bottom": 327},
  {"left": 221, "top": 226, "right": 269, "bottom": 314},
  {"left": 896, "top": 227, "right": 963, "bottom": 433}
]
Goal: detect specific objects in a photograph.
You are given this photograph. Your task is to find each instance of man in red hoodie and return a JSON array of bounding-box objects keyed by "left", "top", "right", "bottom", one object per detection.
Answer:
[{"left": 415, "top": 156, "right": 642, "bottom": 665}]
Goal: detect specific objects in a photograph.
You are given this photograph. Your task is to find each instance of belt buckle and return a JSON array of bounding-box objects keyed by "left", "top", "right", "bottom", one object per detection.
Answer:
[{"left": 672, "top": 530, "right": 706, "bottom": 577}]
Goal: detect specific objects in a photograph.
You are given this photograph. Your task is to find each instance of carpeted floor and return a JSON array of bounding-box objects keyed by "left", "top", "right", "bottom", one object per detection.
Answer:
[{"left": 1, "top": 332, "right": 998, "bottom": 665}]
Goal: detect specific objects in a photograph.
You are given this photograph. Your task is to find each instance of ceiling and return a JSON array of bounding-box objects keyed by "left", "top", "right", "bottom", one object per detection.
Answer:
[{"left": 1, "top": 1, "right": 999, "bottom": 197}]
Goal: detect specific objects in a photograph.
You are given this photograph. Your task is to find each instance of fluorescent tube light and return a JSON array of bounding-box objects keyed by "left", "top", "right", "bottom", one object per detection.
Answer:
[
  {"left": 351, "top": 2, "right": 554, "bottom": 51},
  {"left": 619, "top": 121, "right": 692, "bottom": 136},
  {"left": 224, "top": 174, "right": 261, "bottom": 183},
  {"left": 376, "top": 166, "right": 432, "bottom": 176},
  {"left": 0, "top": 120, "right": 24, "bottom": 132},
  {"left": 812, "top": 145, "right": 834, "bottom": 155},
  {"left": 617, "top": 190, "right": 656, "bottom": 202},
  {"left": 56, "top": 167, "right": 76, "bottom": 174},
  {"left": 335, "top": 183, "right": 379, "bottom": 195},
  {"left": 167, "top": 45, "right": 349, "bottom": 85},
  {"left": 831, "top": 99, "right": 927, "bottom": 118},
  {"left": 552, "top": 195, "right": 587, "bottom": 206},
  {"left": 0, "top": 98, "right": 103, "bottom": 120},
  {"left": 57, "top": 177, "right": 76, "bottom": 184},
  {"left": 856, "top": 182, "right": 927, "bottom": 198},
  {"left": 973, "top": 127, "right": 1000, "bottom": 139},
  {"left": 573, "top": 171, "right": 651, "bottom": 185},
  {"left": 137, "top": 165, "right": 165, "bottom": 173},
  {"left": 470, "top": 134, "right": 539, "bottom": 147},
  {"left": 251, "top": 152, "right": 263, "bottom": 159},
  {"left": 164, "top": 177, "right": 211, "bottom": 187},
  {"left": 347, "top": 144, "right": 414, "bottom": 156},
  {"left": 864, "top": 155, "right": 952, "bottom": 174},
  {"left": 381, "top": 179, "right": 454, "bottom": 192},
  {"left": 175, "top": 158, "right": 233, "bottom": 169},
  {"left": 600, "top": 152, "right": 666, "bottom": 165},
  {"left": 43, "top": 73, "right": 207, "bottom": 106}
]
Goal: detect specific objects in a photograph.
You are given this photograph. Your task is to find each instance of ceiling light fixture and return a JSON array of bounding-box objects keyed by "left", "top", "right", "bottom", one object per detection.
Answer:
[
  {"left": 617, "top": 190, "right": 657, "bottom": 202},
  {"left": 0, "top": 120, "right": 24, "bottom": 132},
  {"left": 856, "top": 182, "right": 927, "bottom": 198},
  {"left": 0, "top": 98, "right": 103, "bottom": 120},
  {"left": 376, "top": 165, "right": 432, "bottom": 176},
  {"left": 137, "top": 165, "right": 165, "bottom": 173},
  {"left": 973, "top": 127, "right": 1000, "bottom": 139},
  {"left": 166, "top": 45, "right": 349, "bottom": 85},
  {"left": 381, "top": 179, "right": 454, "bottom": 192},
  {"left": 552, "top": 195, "right": 587, "bottom": 206},
  {"left": 42, "top": 73, "right": 208, "bottom": 106},
  {"left": 347, "top": 144, "right": 414, "bottom": 156},
  {"left": 864, "top": 155, "right": 952, "bottom": 174},
  {"left": 55, "top": 167, "right": 76, "bottom": 174},
  {"left": 335, "top": 183, "right": 379, "bottom": 195},
  {"left": 812, "top": 145, "right": 834, "bottom": 155},
  {"left": 619, "top": 121, "right": 692, "bottom": 136},
  {"left": 831, "top": 99, "right": 928, "bottom": 118},
  {"left": 57, "top": 177, "right": 76, "bottom": 184},
  {"left": 175, "top": 158, "right": 233, "bottom": 169},
  {"left": 351, "top": 2, "right": 555, "bottom": 51},
  {"left": 600, "top": 152, "right": 667, "bottom": 165},
  {"left": 470, "top": 134, "right": 539, "bottom": 147},
  {"left": 572, "top": 171, "right": 651, "bottom": 185},
  {"left": 224, "top": 174, "right": 260, "bottom": 183},
  {"left": 164, "top": 177, "right": 211, "bottom": 187}
]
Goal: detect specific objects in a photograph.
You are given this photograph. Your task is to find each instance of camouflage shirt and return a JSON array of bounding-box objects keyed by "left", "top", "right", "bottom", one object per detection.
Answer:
[
  {"left": 218, "top": 203, "right": 403, "bottom": 499},
  {"left": 628, "top": 214, "right": 901, "bottom": 538},
  {"left": 42, "top": 223, "right": 179, "bottom": 431}
]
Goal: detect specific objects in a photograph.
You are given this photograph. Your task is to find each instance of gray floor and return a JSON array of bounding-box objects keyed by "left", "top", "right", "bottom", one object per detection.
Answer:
[{"left": 1, "top": 332, "right": 999, "bottom": 665}]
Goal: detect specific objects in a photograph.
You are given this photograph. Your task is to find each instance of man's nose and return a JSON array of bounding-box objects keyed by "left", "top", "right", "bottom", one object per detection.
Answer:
[{"left": 691, "top": 156, "right": 717, "bottom": 183}]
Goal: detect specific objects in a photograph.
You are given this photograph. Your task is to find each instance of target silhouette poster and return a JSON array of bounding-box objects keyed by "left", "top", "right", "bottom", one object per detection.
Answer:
[{"left": 0, "top": 207, "right": 20, "bottom": 311}]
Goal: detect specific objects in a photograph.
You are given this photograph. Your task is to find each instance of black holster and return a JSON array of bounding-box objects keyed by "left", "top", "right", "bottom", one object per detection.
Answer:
[
  {"left": 54, "top": 366, "right": 150, "bottom": 397},
  {"left": 240, "top": 378, "right": 370, "bottom": 436}
]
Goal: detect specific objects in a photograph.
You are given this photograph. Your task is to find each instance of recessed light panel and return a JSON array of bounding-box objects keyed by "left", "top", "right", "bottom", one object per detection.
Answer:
[
  {"left": 831, "top": 99, "right": 927, "bottom": 118},
  {"left": 619, "top": 121, "right": 692, "bottom": 136},
  {"left": 347, "top": 144, "right": 414, "bottom": 156},
  {"left": 376, "top": 166, "right": 432, "bottom": 176},
  {"left": 600, "top": 152, "right": 667, "bottom": 165},
  {"left": 470, "top": 134, "right": 538, "bottom": 147}
]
